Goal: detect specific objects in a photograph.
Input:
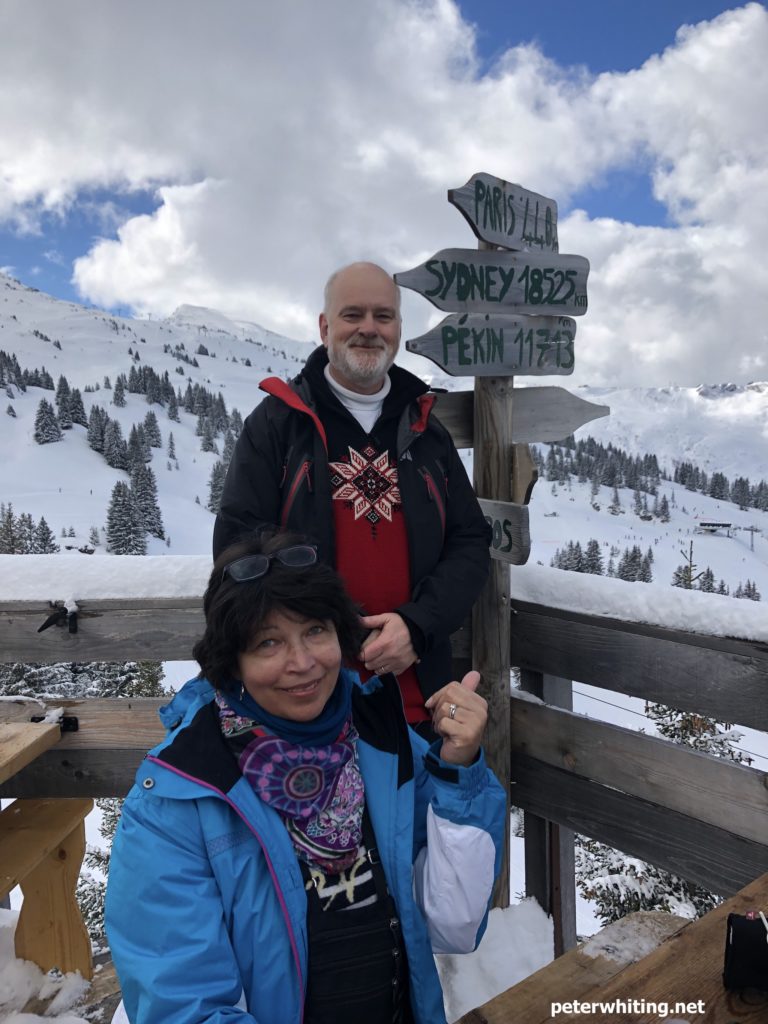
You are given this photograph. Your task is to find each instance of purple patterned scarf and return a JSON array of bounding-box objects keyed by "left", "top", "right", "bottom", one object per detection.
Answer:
[{"left": 216, "top": 692, "right": 364, "bottom": 872}]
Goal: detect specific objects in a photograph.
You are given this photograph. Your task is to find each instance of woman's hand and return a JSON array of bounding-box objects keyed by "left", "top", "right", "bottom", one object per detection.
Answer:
[{"left": 424, "top": 671, "right": 487, "bottom": 766}]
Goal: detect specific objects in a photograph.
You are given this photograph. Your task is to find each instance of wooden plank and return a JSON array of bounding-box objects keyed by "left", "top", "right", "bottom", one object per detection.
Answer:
[
  {"left": 395, "top": 248, "right": 589, "bottom": 316},
  {"left": 430, "top": 388, "right": 609, "bottom": 448},
  {"left": 0, "top": 698, "right": 47, "bottom": 723},
  {"left": 0, "top": 698, "right": 165, "bottom": 797},
  {"left": 511, "top": 444, "right": 538, "bottom": 505},
  {"left": 543, "top": 871, "right": 768, "bottom": 1024},
  {"left": 432, "top": 389, "right": 473, "bottom": 448},
  {"left": 511, "top": 386, "right": 609, "bottom": 442},
  {"left": 0, "top": 722, "right": 61, "bottom": 785},
  {"left": 16, "top": 816, "right": 92, "bottom": 978},
  {"left": 510, "top": 601, "right": 768, "bottom": 731},
  {"left": 0, "top": 599, "right": 204, "bottom": 664},
  {"left": 46, "top": 697, "right": 166, "bottom": 749},
  {"left": 473, "top": 369, "right": 514, "bottom": 907},
  {"left": 520, "top": 672, "right": 577, "bottom": 956},
  {"left": 0, "top": 797, "right": 93, "bottom": 897},
  {"left": 406, "top": 313, "right": 576, "bottom": 376},
  {"left": 0, "top": 748, "right": 147, "bottom": 798},
  {"left": 511, "top": 693, "right": 768, "bottom": 847},
  {"left": 477, "top": 499, "right": 531, "bottom": 565},
  {"left": 455, "top": 911, "right": 689, "bottom": 1024},
  {"left": 447, "top": 173, "right": 559, "bottom": 252},
  {"left": 512, "top": 753, "right": 768, "bottom": 895}
]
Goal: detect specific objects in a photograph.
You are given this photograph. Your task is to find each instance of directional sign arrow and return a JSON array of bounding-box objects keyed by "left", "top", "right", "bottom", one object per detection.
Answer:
[
  {"left": 431, "top": 387, "right": 610, "bottom": 447},
  {"left": 448, "top": 173, "right": 559, "bottom": 253},
  {"left": 395, "top": 248, "right": 589, "bottom": 316},
  {"left": 406, "top": 313, "right": 577, "bottom": 377}
]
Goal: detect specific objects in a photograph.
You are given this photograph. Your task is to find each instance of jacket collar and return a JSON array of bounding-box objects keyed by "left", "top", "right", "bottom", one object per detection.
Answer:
[{"left": 259, "top": 345, "right": 435, "bottom": 447}]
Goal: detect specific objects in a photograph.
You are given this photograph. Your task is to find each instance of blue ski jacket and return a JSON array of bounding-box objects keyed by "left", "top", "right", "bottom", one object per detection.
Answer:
[{"left": 105, "top": 671, "right": 505, "bottom": 1024}]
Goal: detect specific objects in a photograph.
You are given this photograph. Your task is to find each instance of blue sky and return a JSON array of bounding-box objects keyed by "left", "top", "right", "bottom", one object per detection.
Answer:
[{"left": 0, "top": 0, "right": 766, "bottom": 386}]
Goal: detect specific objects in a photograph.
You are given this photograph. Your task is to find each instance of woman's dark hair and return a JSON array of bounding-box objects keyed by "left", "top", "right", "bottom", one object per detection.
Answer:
[{"left": 193, "top": 532, "right": 364, "bottom": 691}]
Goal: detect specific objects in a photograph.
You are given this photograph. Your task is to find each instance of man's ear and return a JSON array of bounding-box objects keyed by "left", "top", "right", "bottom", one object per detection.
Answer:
[{"left": 319, "top": 313, "right": 329, "bottom": 345}]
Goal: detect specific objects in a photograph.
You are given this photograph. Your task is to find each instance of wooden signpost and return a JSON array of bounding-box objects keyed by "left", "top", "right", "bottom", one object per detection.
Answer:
[
  {"left": 406, "top": 313, "right": 576, "bottom": 376},
  {"left": 448, "top": 173, "right": 559, "bottom": 252},
  {"left": 395, "top": 248, "right": 589, "bottom": 316},
  {"left": 396, "top": 172, "right": 604, "bottom": 918}
]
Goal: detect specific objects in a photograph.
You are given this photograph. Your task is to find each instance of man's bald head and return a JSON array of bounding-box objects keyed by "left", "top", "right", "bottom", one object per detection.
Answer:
[{"left": 323, "top": 262, "right": 401, "bottom": 317}]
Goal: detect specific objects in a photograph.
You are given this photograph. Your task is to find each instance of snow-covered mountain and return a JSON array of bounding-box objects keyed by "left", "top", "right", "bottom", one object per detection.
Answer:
[{"left": 1, "top": 270, "right": 766, "bottom": 606}]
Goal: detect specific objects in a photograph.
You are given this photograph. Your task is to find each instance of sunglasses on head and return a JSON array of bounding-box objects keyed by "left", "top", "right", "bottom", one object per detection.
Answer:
[{"left": 222, "top": 544, "right": 318, "bottom": 583}]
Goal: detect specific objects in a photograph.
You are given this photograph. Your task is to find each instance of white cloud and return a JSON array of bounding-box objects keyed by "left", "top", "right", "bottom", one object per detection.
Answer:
[{"left": 0, "top": 0, "right": 766, "bottom": 385}]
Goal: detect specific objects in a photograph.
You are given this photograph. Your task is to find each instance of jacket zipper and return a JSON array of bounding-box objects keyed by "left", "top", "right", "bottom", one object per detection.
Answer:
[
  {"left": 419, "top": 468, "right": 446, "bottom": 539},
  {"left": 281, "top": 460, "right": 312, "bottom": 528},
  {"left": 146, "top": 756, "right": 305, "bottom": 1023}
]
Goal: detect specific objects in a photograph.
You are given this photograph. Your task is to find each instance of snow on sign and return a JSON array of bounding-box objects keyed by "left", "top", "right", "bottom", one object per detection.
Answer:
[
  {"left": 394, "top": 248, "right": 589, "bottom": 317},
  {"left": 405, "top": 313, "right": 577, "bottom": 377},
  {"left": 447, "top": 173, "right": 559, "bottom": 252}
]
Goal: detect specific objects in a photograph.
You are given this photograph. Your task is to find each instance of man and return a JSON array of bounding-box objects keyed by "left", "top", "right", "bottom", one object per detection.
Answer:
[{"left": 214, "top": 262, "right": 490, "bottom": 734}]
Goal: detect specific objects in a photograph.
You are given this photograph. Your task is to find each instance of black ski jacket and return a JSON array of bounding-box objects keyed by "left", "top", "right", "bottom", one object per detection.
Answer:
[{"left": 213, "top": 347, "right": 490, "bottom": 700}]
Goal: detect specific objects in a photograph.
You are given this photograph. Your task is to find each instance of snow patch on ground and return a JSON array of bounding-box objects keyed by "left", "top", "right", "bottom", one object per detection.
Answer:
[
  {"left": 437, "top": 898, "right": 553, "bottom": 1023},
  {"left": 0, "top": 911, "right": 89, "bottom": 1023}
]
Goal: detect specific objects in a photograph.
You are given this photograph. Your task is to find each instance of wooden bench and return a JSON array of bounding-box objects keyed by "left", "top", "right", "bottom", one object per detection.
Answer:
[
  {"left": 1, "top": 717, "right": 94, "bottom": 980},
  {"left": 0, "top": 721, "right": 62, "bottom": 785},
  {"left": 459, "top": 871, "right": 768, "bottom": 1023}
]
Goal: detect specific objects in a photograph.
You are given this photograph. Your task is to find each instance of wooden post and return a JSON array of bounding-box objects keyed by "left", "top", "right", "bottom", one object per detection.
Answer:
[
  {"left": 519, "top": 669, "right": 577, "bottom": 954},
  {"left": 473, "top": 241, "right": 513, "bottom": 908}
]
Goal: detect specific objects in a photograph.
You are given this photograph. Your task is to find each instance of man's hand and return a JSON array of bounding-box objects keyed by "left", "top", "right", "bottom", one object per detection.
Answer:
[
  {"left": 359, "top": 612, "right": 418, "bottom": 676},
  {"left": 424, "top": 671, "right": 487, "bottom": 766}
]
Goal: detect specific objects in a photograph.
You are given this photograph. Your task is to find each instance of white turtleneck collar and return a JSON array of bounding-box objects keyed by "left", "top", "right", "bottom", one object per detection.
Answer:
[{"left": 324, "top": 365, "right": 391, "bottom": 433}]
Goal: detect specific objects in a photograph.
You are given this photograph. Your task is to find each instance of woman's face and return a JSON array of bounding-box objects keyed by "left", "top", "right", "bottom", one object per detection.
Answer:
[{"left": 237, "top": 607, "right": 342, "bottom": 721}]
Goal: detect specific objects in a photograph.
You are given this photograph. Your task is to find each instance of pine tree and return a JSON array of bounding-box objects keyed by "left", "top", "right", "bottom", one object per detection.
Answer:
[
  {"left": 698, "top": 567, "right": 715, "bottom": 593},
  {"left": 659, "top": 495, "right": 670, "bottom": 522},
  {"left": 57, "top": 395, "right": 73, "bottom": 429},
  {"left": 34, "top": 516, "right": 59, "bottom": 553},
  {"left": 89, "top": 525, "right": 100, "bottom": 547},
  {"left": 0, "top": 503, "right": 19, "bottom": 553},
  {"left": 16, "top": 512, "right": 36, "bottom": 553},
  {"left": 33, "top": 398, "right": 63, "bottom": 444},
  {"left": 143, "top": 410, "right": 162, "bottom": 448},
  {"left": 584, "top": 539, "right": 604, "bottom": 576},
  {"left": 104, "top": 420, "right": 129, "bottom": 470},
  {"left": 168, "top": 431, "right": 177, "bottom": 461},
  {"left": 167, "top": 391, "right": 180, "bottom": 422},
  {"left": 207, "top": 461, "right": 228, "bottom": 514},
  {"left": 6, "top": 403, "right": 15, "bottom": 417},
  {"left": 55, "top": 374, "right": 71, "bottom": 411},
  {"left": 201, "top": 418, "right": 218, "bottom": 453},
  {"left": 113, "top": 376, "right": 126, "bottom": 407},
  {"left": 68, "top": 387, "right": 87, "bottom": 427},
  {"left": 131, "top": 463, "right": 165, "bottom": 539},
  {"left": 87, "top": 406, "right": 108, "bottom": 452},
  {"left": 106, "top": 482, "right": 146, "bottom": 554}
]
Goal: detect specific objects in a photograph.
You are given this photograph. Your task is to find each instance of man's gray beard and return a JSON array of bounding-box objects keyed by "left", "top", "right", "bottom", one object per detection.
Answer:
[{"left": 336, "top": 345, "right": 393, "bottom": 386}]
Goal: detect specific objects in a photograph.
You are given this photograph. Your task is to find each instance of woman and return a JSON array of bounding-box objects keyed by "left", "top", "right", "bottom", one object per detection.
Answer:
[{"left": 105, "top": 534, "right": 505, "bottom": 1024}]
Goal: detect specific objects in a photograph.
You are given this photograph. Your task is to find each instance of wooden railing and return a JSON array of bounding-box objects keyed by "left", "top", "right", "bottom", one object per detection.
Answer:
[{"left": 2, "top": 579, "right": 768, "bottom": 961}]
